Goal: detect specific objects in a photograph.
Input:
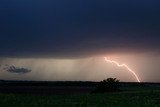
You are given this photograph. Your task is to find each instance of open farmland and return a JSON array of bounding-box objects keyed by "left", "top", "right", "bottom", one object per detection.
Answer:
[{"left": 0, "top": 81, "right": 160, "bottom": 107}]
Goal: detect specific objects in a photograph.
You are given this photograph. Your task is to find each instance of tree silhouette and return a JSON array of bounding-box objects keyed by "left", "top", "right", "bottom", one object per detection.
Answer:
[{"left": 93, "top": 78, "right": 120, "bottom": 93}]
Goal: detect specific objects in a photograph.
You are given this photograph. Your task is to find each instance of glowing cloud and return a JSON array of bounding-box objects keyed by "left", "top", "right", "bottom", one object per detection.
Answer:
[{"left": 104, "top": 57, "right": 140, "bottom": 82}]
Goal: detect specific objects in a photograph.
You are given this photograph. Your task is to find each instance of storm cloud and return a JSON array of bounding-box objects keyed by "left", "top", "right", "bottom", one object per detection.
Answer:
[
  {"left": 0, "top": 0, "right": 160, "bottom": 58},
  {"left": 0, "top": 63, "right": 31, "bottom": 74},
  {"left": 2, "top": 65, "right": 31, "bottom": 74}
]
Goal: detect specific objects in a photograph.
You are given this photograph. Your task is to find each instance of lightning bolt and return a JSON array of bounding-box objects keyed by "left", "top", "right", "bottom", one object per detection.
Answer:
[{"left": 104, "top": 57, "right": 140, "bottom": 82}]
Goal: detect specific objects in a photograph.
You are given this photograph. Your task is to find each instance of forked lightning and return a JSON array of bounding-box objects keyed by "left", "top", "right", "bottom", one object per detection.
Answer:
[{"left": 104, "top": 57, "right": 140, "bottom": 82}]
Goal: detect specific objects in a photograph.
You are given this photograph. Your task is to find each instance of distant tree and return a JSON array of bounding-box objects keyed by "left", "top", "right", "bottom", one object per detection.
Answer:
[{"left": 93, "top": 78, "right": 120, "bottom": 93}]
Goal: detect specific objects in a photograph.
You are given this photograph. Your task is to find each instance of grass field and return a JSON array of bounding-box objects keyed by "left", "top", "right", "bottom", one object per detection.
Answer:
[
  {"left": 0, "top": 81, "right": 160, "bottom": 107},
  {"left": 0, "top": 85, "right": 160, "bottom": 107}
]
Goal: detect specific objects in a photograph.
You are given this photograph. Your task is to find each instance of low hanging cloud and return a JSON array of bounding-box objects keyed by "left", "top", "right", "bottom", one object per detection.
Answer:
[
  {"left": 0, "top": 0, "right": 160, "bottom": 58},
  {"left": 3, "top": 65, "right": 31, "bottom": 74}
]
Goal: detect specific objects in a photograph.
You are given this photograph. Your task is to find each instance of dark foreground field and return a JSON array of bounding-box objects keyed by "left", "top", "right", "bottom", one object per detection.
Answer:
[{"left": 0, "top": 81, "right": 160, "bottom": 107}]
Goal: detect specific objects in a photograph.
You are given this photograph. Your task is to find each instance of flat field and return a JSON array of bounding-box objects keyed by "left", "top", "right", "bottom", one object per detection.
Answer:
[{"left": 0, "top": 81, "right": 160, "bottom": 107}]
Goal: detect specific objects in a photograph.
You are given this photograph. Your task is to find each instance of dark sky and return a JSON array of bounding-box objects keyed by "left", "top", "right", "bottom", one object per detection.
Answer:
[
  {"left": 0, "top": 0, "right": 160, "bottom": 58},
  {"left": 1, "top": 1, "right": 160, "bottom": 82}
]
